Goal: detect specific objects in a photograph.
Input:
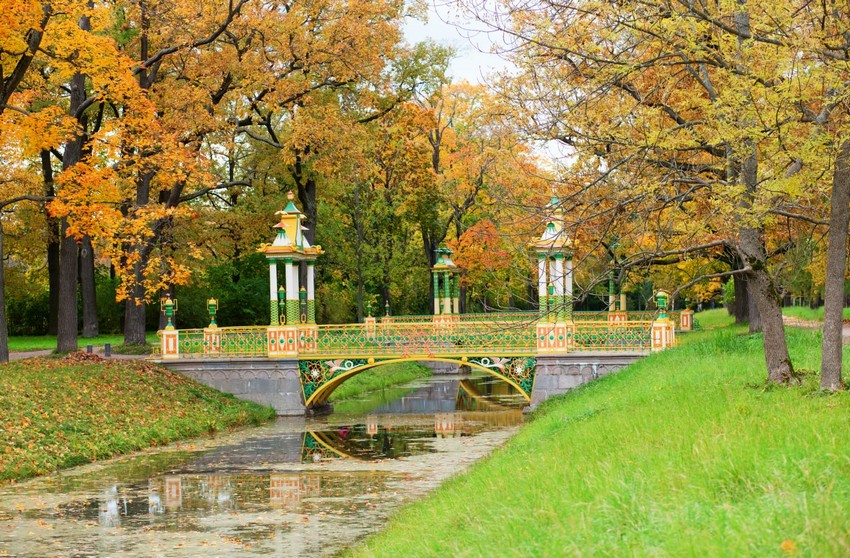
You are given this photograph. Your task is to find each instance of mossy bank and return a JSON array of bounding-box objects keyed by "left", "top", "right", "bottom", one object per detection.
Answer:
[{"left": 0, "top": 354, "right": 275, "bottom": 483}]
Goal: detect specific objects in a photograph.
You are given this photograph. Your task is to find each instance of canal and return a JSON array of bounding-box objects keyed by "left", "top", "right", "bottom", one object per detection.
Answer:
[{"left": 0, "top": 372, "right": 525, "bottom": 557}]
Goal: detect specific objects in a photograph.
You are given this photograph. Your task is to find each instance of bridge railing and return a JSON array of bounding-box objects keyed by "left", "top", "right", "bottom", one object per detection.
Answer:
[
  {"left": 156, "top": 317, "right": 660, "bottom": 359},
  {"left": 377, "top": 312, "right": 539, "bottom": 324},
  {"left": 309, "top": 320, "right": 538, "bottom": 357},
  {"left": 572, "top": 320, "right": 653, "bottom": 351}
]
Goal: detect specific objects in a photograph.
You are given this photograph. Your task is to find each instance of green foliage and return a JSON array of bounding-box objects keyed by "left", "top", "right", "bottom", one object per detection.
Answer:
[
  {"left": 169, "top": 254, "right": 273, "bottom": 329},
  {"left": 348, "top": 323, "right": 850, "bottom": 557},
  {"left": 721, "top": 277, "right": 735, "bottom": 308},
  {"left": 0, "top": 357, "right": 275, "bottom": 482},
  {"left": 6, "top": 291, "right": 49, "bottom": 335},
  {"left": 329, "top": 361, "right": 432, "bottom": 402},
  {"left": 95, "top": 272, "right": 124, "bottom": 334}
]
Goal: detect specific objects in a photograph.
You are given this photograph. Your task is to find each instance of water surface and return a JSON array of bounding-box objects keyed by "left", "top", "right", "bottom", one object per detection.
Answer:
[{"left": 0, "top": 374, "right": 524, "bottom": 557}]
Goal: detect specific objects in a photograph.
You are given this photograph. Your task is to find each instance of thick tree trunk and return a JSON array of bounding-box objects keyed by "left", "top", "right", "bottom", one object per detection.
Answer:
[
  {"left": 742, "top": 259, "right": 792, "bottom": 383},
  {"left": 47, "top": 221, "right": 60, "bottom": 335},
  {"left": 747, "top": 281, "right": 762, "bottom": 333},
  {"left": 0, "top": 221, "right": 8, "bottom": 363},
  {"left": 56, "top": 219, "right": 79, "bottom": 352},
  {"left": 734, "top": 122, "right": 793, "bottom": 383},
  {"left": 80, "top": 235, "right": 98, "bottom": 338},
  {"left": 733, "top": 273, "right": 750, "bottom": 324},
  {"left": 42, "top": 150, "right": 60, "bottom": 335},
  {"left": 56, "top": 11, "right": 92, "bottom": 353},
  {"left": 820, "top": 139, "right": 850, "bottom": 391},
  {"left": 124, "top": 276, "right": 147, "bottom": 346}
]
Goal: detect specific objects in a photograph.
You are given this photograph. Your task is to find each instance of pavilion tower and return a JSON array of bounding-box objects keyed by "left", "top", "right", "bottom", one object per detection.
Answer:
[
  {"left": 262, "top": 191, "right": 323, "bottom": 356},
  {"left": 530, "top": 196, "right": 575, "bottom": 352}
]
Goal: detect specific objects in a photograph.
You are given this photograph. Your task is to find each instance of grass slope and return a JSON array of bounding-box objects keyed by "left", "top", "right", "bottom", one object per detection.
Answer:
[
  {"left": 348, "top": 310, "right": 850, "bottom": 557},
  {"left": 0, "top": 355, "right": 275, "bottom": 482},
  {"left": 329, "top": 361, "right": 432, "bottom": 402},
  {"left": 8, "top": 333, "right": 159, "bottom": 352}
]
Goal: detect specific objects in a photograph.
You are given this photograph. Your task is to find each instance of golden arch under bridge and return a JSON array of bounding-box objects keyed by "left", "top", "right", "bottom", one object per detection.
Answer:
[{"left": 299, "top": 355, "right": 537, "bottom": 408}]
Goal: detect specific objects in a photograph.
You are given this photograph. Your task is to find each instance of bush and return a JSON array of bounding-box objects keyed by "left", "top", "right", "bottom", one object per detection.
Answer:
[{"left": 6, "top": 291, "right": 50, "bottom": 335}]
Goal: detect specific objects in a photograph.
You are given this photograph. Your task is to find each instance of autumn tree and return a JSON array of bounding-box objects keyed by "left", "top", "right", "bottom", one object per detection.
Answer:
[{"left": 450, "top": 0, "right": 850, "bottom": 384}]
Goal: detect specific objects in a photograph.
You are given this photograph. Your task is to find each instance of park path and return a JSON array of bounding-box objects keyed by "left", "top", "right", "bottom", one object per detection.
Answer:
[{"left": 781, "top": 316, "right": 850, "bottom": 343}]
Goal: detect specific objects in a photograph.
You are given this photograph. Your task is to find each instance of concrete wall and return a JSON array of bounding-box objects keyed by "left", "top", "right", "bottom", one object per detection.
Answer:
[
  {"left": 159, "top": 352, "right": 647, "bottom": 416},
  {"left": 530, "top": 352, "right": 648, "bottom": 409},
  {"left": 159, "top": 358, "right": 305, "bottom": 416}
]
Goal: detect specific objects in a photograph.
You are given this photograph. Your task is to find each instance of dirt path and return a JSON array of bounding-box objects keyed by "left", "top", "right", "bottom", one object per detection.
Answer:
[{"left": 781, "top": 316, "right": 850, "bottom": 343}]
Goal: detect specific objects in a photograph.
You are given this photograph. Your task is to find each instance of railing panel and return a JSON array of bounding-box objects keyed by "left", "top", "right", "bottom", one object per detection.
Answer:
[
  {"left": 573, "top": 321, "right": 653, "bottom": 351},
  {"left": 308, "top": 321, "right": 538, "bottom": 357}
]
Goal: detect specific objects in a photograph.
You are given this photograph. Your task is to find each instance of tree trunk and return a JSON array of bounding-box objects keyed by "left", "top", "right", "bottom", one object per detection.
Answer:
[
  {"left": 820, "top": 139, "right": 850, "bottom": 391},
  {"left": 42, "top": 150, "right": 60, "bottom": 335},
  {"left": 733, "top": 273, "right": 750, "bottom": 324},
  {"left": 124, "top": 279, "right": 147, "bottom": 346},
  {"left": 747, "top": 281, "right": 762, "bottom": 333},
  {"left": 56, "top": 219, "right": 79, "bottom": 352},
  {"left": 80, "top": 235, "right": 98, "bottom": 338},
  {"left": 0, "top": 221, "right": 9, "bottom": 363},
  {"left": 733, "top": 119, "right": 792, "bottom": 382}
]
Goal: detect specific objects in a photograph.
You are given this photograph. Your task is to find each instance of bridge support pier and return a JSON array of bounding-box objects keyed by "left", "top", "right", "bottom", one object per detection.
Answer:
[
  {"left": 159, "top": 358, "right": 306, "bottom": 415},
  {"left": 528, "top": 353, "right": 646, "bottom": 411}
]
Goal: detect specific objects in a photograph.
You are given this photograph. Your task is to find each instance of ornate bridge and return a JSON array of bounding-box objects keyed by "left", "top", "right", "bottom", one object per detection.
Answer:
[{"left": 156, "top": 193, "right": 691, "bottom": 414}]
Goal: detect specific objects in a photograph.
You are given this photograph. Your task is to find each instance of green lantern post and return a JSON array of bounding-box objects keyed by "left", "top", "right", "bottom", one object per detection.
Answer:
[
  {"left": 163, "top": 298, "right": 177, "bottom": 330},
  {"left": 655, "top": 290, "right": 670, "bottom": 321},
  {"left": 207, "top": 298, "right": 218, "bottom": 328},
  {"left": 278, "top": 286, "right": 286, "bottom": 325}
]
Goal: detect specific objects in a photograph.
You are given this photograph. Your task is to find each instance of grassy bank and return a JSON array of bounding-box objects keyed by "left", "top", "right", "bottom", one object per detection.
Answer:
[
  {"left": 8, "top": 333, "right": 159, "bottom": 352},
  {"left": 329, "top": 361, "right": 432, "bottom": 403},
  {"left": 0, "top": 354, "right": 275, "bottom": 482},
  {"left": 348, "top": 310, "right": 850, "bottom": 557}
]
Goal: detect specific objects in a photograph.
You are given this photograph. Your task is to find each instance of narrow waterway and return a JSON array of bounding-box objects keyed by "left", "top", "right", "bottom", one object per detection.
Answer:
[{"left": 0, "top": 373, "right": 525, "bottom": 557}]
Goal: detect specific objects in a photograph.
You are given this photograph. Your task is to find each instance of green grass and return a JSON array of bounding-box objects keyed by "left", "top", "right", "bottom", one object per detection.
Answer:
[
  {"left": 782, "top": 306, "right": 850, "bottom": 322},
  {"left": 348, "top": 319, "right": 850, "bottom": 557},
  {"left": 8, "top": 332, "right": 159, "bottom": 352},
  {"left": 329, "top": 361, "right": 433, "bottom": 402},
  {"left": 693, "top": 308, "right": 736, "bottom": 329},
  {"left": 0, "top": 356, "right": 275, "bottom": 483}
]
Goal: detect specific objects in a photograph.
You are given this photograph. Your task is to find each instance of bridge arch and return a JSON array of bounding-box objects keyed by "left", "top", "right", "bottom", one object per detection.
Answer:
[{"left": 300, "top": 356, "right": 536, "bottom": 408}]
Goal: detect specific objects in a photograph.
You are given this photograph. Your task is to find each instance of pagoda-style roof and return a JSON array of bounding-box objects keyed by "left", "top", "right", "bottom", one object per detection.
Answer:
[
  {"left": 530, "top": 196, "right": 572, "bottom": 253},
  {"left": 432, "top": 246, "right": 458, "bottom": 270},
  {"left": 260, "top": 191, "right": 324, "bottom": 260}
]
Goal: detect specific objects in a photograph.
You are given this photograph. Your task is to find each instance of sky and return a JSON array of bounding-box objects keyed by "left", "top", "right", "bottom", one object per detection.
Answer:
[{"left": 402, "top": 2, "right": 512, "bottom": 84}]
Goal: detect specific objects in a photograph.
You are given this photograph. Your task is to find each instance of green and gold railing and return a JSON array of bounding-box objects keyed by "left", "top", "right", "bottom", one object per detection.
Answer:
[
  {"left": 378, "top": 312, "right": 539, "bottom": 324},
  {"left": 309, "top": 320, "right": 538, "bottom": 358},
  {"left": 158, "top": 327, "right": 269, "bottom": 359},
  {"left": 157, "top": 315, "right": 661, "bottom": 359},
  {"left": 573, "top": 320, "right": 653, "bottom": 351}
]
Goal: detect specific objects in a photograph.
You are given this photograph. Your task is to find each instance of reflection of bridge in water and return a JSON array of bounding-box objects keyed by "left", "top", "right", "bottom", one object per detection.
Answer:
[{"left": 156, "top": 194, "right": 690, "bottom": 414}]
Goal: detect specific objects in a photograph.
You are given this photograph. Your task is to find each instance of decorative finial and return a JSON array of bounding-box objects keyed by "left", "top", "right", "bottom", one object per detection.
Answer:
[{"left": 287, "top": 190, "right": 295, "bottom": 201}]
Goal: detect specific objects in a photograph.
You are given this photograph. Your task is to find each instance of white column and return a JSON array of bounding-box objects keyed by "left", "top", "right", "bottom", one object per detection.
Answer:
[
  {"left": 269, "top": 260, "right": 279, "bottom": 325},
  {"left": 269, "top": 261, "right": 278, "bottom": 302},
  {"left": 537, "top": 257, "right": 547, "bottom": 298},
  {"left": 285, "top": 260, "right": 298, "bottom": 302},
  {"left": 552, "top": 257, "right": 565, "bottom": 297},
  {"left": 565, "top": 258, "right": 573, "bottom": 299},
  {"left": 306, "top": 263, "right": 315, "bottom": 300}
]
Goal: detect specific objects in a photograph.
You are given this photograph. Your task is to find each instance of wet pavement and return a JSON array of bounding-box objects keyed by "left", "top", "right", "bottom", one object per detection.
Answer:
[{"left": 0, "top": 374, "right": 525, "bottom": 557}]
